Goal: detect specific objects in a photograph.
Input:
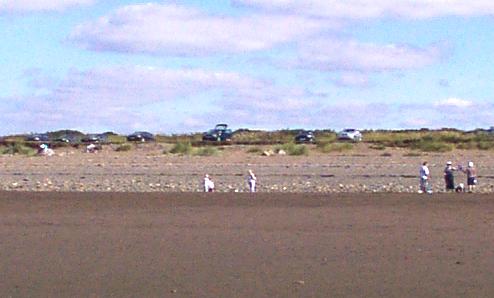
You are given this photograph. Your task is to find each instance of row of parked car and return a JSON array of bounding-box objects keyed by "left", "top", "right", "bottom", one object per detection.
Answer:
[
  {"left": 25, "top": 131, "right": 156, "bottom": 144},
  {"left": 294, "top": 129, "right": 362, "bottom": 143},
  {"left": 24, "top": 125, "right": 362, "bottom": 145}
]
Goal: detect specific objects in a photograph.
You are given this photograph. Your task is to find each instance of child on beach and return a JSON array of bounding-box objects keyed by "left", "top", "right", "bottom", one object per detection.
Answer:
[
  {"left": 204, "top": 174, "right": 215, "bottom": 192},
  {"left": 248, "top": 170, "right": 257, "bottom": 193}
]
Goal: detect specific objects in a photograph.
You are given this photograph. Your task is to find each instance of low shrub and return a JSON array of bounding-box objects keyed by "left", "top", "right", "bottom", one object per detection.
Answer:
[
  {"left": 107, "top": 135, "right": 127, "bottom": 144},
  {"left": 403, "top": 151, "right": 422, "bottom": 157},
  {"left": 194, "top": 146, "right": 218, "bottom": 156},
  {"left": 318, "top": 142, "right": 353, "bottom": 153},
  {"left": 477, "top": 141, "right": 494, "bottom": 150},
  {"left": 1, "top": 143, "right": 36, "bottom": 156},
  {"left": 380, "top": 152, "right": 392, "bottom": 157},
  {"left": 275, "top": 143, "right": 309, "bottom": 156},
  {"left": 456, "top": 141, "right": 478, "bottom": 150},
  {"left": 115, "top": 143, "right": 132, "bottom": 152},
  {"left": 169, "top": 142, "right": 193, "bottom": 155}
]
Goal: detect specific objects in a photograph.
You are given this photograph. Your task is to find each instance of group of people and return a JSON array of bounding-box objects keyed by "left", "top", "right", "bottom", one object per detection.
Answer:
[
  {"left": 420, "top": 160, "right": 478, "bottom": 194},
  {"left": 203, "top": 170, "right": 257, "bottom": 193}
]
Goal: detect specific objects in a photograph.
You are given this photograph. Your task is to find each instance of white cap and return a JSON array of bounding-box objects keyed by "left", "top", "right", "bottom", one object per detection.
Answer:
[
  {"left": 468, "top": 161, "right": 474, "bottom": 167},
  {"left": 446, "top": 161, "right": 452, "bottom": 165}
]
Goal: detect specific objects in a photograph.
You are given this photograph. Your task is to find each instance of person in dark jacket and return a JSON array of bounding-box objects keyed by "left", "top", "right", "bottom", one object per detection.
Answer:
[{"left": 444, "top": 161, "right": 457, "bottom": 191}]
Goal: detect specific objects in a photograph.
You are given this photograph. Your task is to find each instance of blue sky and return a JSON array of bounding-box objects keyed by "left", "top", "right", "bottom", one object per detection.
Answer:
[{"left": 1, "top": 0, "right": 493, "bottom": 134}]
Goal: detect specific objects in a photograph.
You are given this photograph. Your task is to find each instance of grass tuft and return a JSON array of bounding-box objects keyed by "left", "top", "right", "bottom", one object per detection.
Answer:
[
  {"left": 275, "top": 143, "right": 309, "bottom": 156},
  {"left": 1, "top": 143, "right": 37, "bottom": 156},
  {"left": 318, "top": 142, "right": 353, "bottom": 153},
  {"left": 194, "top": 147, "right": 218, "bottom": 156},
  {"left": 168, "top": 142, "right": 193, "bottom": 155}
]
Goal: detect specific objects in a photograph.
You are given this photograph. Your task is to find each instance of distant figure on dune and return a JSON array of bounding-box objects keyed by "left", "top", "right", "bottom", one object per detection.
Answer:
[
  {"left": 419, "top": 161, "right": 432, "bottom": 194},
  {"left": 204, "top": 174, "right": 215, "bottom": 192},
  {"left": 248, "top": 170, "right": 257, "bottom": 193}
]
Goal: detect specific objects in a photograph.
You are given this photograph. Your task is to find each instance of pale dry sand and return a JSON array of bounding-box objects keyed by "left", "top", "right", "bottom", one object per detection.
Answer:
[{"left": 1, "top": 144, "right": 492, "bottom": 193}]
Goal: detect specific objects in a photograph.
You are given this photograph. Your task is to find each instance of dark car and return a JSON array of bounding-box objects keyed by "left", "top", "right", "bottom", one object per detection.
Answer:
[
  {"left": 53, "top": 134, "right": 79, "bottom": 144},
  {"left": 202, "top": 124, "right": 233, "bottom": 142},
  {"left": 25, "top": 133, "right": 50, "bottom": 142},
  {"left": 127, "top": 131, "right": 155, "bottom": 142},
  {"left": 295, "top": 130, "right": 316, "bottom": 144},
  {"left": 81, "top": 134, "right": 108, "bottom": 143}
]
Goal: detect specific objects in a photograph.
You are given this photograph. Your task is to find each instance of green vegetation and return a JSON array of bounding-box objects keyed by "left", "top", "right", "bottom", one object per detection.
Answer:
[
  {"left": 275, "top": 143, "right": 309, "bottom": 156},
  {"left": 107, "top": 135, "right": 127, "bottom": 144},
  {"left": 168, "top": 142, "right": 194, "bottom": 155},
  {"left": 0, "top": 143, "right": 36, "bottom": 156},
  {"left": 194, "top": 146, "right": 218, "bottom": 156},
  {"left": 317, "top": 142, "right": 353, "bottom": 153}
]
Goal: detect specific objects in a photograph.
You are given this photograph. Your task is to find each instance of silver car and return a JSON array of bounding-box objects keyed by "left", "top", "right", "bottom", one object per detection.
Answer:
[{"left": 337, "top": 129, "right": 362, "bottom": 142}]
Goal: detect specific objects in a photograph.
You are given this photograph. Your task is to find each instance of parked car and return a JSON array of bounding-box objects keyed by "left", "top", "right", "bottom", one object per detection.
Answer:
[
  {"left": 337, "top": 129, "right": 362, "bottom": 142},
  {"left": 295, "top": 130, "right": 316, "bottom": 144},
  {"left": 53, "top": 134, "right": 79, "bottom": 144},
  {"left": 81, "top": 134, "right": 107, "bottom": 143},
  {"left": 25, "top": 133, "right": 50, "bottom": 142},
  {"left": 127, "top": 131, "right": 155, "bottom": 142},
  {"left": 202, "top": 124, "right": 233, "bottom": 142}
]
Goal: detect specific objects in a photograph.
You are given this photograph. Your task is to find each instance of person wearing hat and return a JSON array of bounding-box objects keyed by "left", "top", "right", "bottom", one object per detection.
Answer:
[
  {"left": 460, "top": 161, "right": 477, "bottom": 193},
  {"left": 204, "top": 174, "right": 215, "bottom": 192},
  {"left": 444, "top": 161, "right": 457, "bottom": 192}
]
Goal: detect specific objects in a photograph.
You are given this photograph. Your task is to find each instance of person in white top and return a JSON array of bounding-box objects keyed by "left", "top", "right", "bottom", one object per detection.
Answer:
[
  {"left": 248, "top": 170, "right": 257, "bottom": 193},
  {"left": 204, "top": 174, "right": 215, "bottom": 192},
  {"left": 419, "top": 161, "right": 432, "bottom": 194}
]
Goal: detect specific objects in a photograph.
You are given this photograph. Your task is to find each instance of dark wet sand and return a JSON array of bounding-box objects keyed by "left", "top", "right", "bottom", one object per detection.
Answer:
[{"left": 1, "top": 192, "right": 494, "bottom": 297}]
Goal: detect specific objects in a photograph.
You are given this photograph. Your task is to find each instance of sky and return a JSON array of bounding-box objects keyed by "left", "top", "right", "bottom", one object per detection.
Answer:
[{"left": 0, "top": 0, "right": 493, "bottom": 135}]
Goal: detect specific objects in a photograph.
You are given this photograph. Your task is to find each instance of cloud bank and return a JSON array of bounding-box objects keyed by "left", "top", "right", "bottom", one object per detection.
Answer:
[
  {"left": 0, "top": 0, "right": 94, "bottom": 12},
  {"left": 235, "top": 0, "right": 494, "bottom": 19},
  {"left": 295, "top": 39, "right": 444, "bottom": 72},
  {"left": 69, "top": 3, "right": 337, "bottom": 55}
]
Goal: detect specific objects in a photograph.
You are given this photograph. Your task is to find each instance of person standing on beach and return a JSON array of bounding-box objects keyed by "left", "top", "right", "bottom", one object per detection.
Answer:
[
  {"left": 444, "top": 161, "right": 457, "bottom": 192},
  {"left": 204, "top": 174, "right": 215, "bottom": 192},
  {"left": 419, "top": 161, "right": 431, "bottom": 194},
  {"left": 248, "top": 170, "right": 257, "bottom": 193},
  {"left": 461, "top": 161, "right": 477, "bottom": 193}
]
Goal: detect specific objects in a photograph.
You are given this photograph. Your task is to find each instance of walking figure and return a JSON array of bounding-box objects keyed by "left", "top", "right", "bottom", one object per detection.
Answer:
[{"left": 248, "top": 170, "right": 257, "bottom": 193}]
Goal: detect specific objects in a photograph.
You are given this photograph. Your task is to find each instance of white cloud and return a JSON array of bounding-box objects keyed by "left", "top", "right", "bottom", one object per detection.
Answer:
[
  {"left": 235, "top": 0, "right": 494, "bottom": 19},
  {"left": 69, "top": 3, "right": 337, "bottom": 55},
  {"left": 0, "top": 66, "right": 319, "bottom": 134},
  {"left": 0, "top": 0, "right": 94, "bottom": 12},
  {"left": 294, "top": 39, "right": 444, "bottom": 72},
  {"left": 434, "top": 98, "right": 473, "bottom": 108}
]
